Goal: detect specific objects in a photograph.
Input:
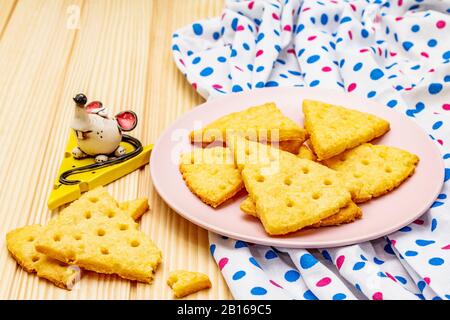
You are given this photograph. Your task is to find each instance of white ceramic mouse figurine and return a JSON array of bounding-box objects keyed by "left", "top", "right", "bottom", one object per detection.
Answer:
[{"left": 71, "top": 93, "right": 138, "bottom": 163}]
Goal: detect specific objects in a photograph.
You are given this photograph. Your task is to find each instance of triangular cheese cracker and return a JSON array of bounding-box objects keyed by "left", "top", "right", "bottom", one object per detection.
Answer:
[
  {"left": 323, "top": 143, "right": 419, "bottom": 202},
  {"left": 240, "top": 140, "right": 352, "bottom": 235},
  {"left": 35, "top": 187, "right": 162, "bottom": 283},
  {"left": 179, "top": 147, "right": 244, "bottom": 208},
  {"left": 7, "top": 225, "right": 79, "bottom": 289},
  {"left": 303, "top": 100, "right": 390, "bottom": 160},
  {"left": 190, "top": 103, "right": 307, "bottom": 144},
  {"left": 240, "top": 196, "right": 362, "bottom": 228}
]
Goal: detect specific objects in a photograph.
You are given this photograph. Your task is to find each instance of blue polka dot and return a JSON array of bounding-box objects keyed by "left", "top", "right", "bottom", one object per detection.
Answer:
[
  {"left": 209, "top": 244, "right": 216, "bottom": 255},
  {"left": 411, "top": 64, "right": 421, "bottom": 70},
  {"left": 297, "top": 48, "right": 305, "bottom": 57},
  {"left": 284, "top": 270, "right": 300, "bottom": 282},
  {"left": 360, "top": 255, "right": 367, "bottom": 261},
  {"left": 433, "top": 121, "right": 443, "bottom": 130},
  {"left": 428, "top": 39, "right": 437, "bottom": 47},
  {"left": 230, "top": 49, "right": 237, "bottom": 57},
  {"left": 200, "top": 67, "right": 213, "bottom": 77},
  {"left": 367, "top": 91, "right": 377, "bottom": 98},
  {"left": 370, "top": 68, "right": 384, "bottom": 80},
  {"left": 213, "top": 32, "right": 220, "bottom": 40},
  {"left": 303, "top": 290, "right": 318, "bottom": 300},
  {"left": 395, "top": 276, "right": 407, "bottom": 284},
  {"left": 405, "top": 250, "right": 418, "bottom": 257},
  {"left": 429, "top": 257, "right": 444, "bottom": 266},
  {"left": 332, "top": 293, "right": 347, "bottom": 300},
  {"left": 232, "top": 85, "right": 243, "bottom": 92},
  {"left": 355, "top": 283, "right": 362, "bottom": 291},
  {"left": 310, "top": 80, "right": 320, "bottom": 87},
  {"left": 249, "top": 257, "right": 262, "bottom": 269},
  {"left": 340, "top": 17, "right": 351, "bottom": 24},
  {"left": 255, "top": 81, "right": 265, "bottom": 88},
  {"left": 428, "top": 83, "right": 443, "bottom": 94},
  {"left": 418, "top": 280, "right": 426, "bottom": 292},
  {"left": 296, "top": 24, "right": 305, "bottom": 34},
  {"left": 353, "top": 62, "right": 363, "bottom": 71},
  {"left": 265, "top": 250, "right": 278, "bottom": 259},
  {"left": 187, "top": 50, "right": 193, "bottom": 56},
  {"left": 444, "top": 75, "right": 450, "bottom": 82},
  {"left": 416, "top": 239, "right": 435, "bottom": 246},
  {"left": 243, "top": 43, "right": 250, "bottom": 50},
  {"left": 399, "top": 226, "right": 412, "bottom": 232},
  {"left": 402, "top": 41, "right": 414, "bottom": 51},
  {"left": 192, "top": 23, "right": 203, "bottom": 36},
  {"left": 361, "top": 29, "right": 369, "bottom": 38},
  {"left": 256, "top": 66, "right": 264, "bottom": 72},
  {"left": 353, "top": 262, "right": 366, "bottom": 271},
  {"left": 192, "top": 57, "right": 201, "bottom": 64},
  {"left": 387, "top": 99, "right": 398, "bottom": 108},
  {"left": 307, "top": 55, "right": 320, "bottom": 64},
  {"left": 265, "top": 81, "right": 279, "bottom": 87},
  {"left": 416, "top": 293, "right": 425, "bottom": 300},
  {"left": 299, "top": 253, "right": 318, "bottom": 269},
  {"left": 232, "top": 270, "right": 246, "bottom": 280},
  {"left": 234, "top": 240, "right": 247, "bottom": 249},
  {"left": 411, "top": 25, "right": 420, "bottom": 32},
  {"left": 321, "top": 14, "right": 328, "bottom": 25},
  {"left": 443, "top": 51, "right": 450, "bottom": 60},
  {"left": 384, "top": 243, "right": 395, "bottom": 255},
  {"left": 322, "top": 250, "right": 332, "bottom": 262},
  {"left": 373, "top": 257, "right": 385, "bottom": 265},
  {"left": 431, "top": 218, "right": 437, "bottom": 231},
  {"left": 217, "top": 56, "right": 226, "bottom": 63},
  {"left": 256, "top": 33, "right": 265, "bottom": 43},
  {"left": 432, "top": 296, "right": 443, "bottom": 300},
  {"left": 247, "top": 64, "right": 253, "bottom": 71},
  {"left": 250, "top": 287, "right": 267, "bottom": 295},
  {"left": 172, "top": 44, "right": 180, "bottom": 52},
  {"left": 231, "top": 18, "right": 238, "bottom": 31},
  {"left": 274, "top": 45, "right": 281, "bottom": 52}
]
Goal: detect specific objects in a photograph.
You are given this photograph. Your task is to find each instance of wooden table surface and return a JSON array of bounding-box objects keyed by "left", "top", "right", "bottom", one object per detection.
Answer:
[{"left": 0, "top": 0, "right": 233, "bottom": 299}]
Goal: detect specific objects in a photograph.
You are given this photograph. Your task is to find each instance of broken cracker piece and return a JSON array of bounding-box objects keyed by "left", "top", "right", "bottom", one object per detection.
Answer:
[
  {"left": 35, "top": 187, "right": 162, "bottom": 283},
  {"left": 120, "top": 198, "right": 149, "bottom": 220},
  {"left": 191, "top": 103, "right": 307, "bottom": 144},
  {"left": 298, "top": 144, "right": 317, "bottom": 161},
  {"left": 179, "top": 147, "right": 244, "bottom": 208},
  {"left": 323, "top": 143, "right": 419, "bottom": 203},
  {"left": 7, "top": 225, "right": 79, "bottom": 290},
  {"left": 303, "top": 100, "right": 390, "bottom": 160},
  {"left": 167, "top": 270, "right": 212, "bottom": 298}
]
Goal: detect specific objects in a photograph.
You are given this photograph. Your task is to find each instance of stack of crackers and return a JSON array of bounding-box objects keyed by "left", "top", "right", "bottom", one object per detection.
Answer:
[{"left": 180, "top": 100, "right": 419, "bottom": 236}]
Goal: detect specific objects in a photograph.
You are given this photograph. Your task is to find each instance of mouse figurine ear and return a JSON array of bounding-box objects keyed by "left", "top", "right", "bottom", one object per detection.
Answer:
[{"left": 115, "top": 110, "right": 138, "bottom": 131}]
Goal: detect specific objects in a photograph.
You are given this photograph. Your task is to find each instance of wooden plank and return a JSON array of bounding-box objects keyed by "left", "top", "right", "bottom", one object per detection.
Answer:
[
  {"left": 0, "top": 0, "right": 17, "bottom": 40},
  {"left": 0, "top": 0, "right": 231, "bottom": 299}
]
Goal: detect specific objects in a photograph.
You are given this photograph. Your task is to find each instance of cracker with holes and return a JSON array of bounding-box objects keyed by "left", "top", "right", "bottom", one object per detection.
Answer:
[
  {"left": 323, "top": 143, "right": 419, "bottom": 203},
  {"left": 240, "top": 197, "right": 362, "bottom": 228},
  {"left": 190, "top": 102, "right": 307, "bottom": 145},
  {"left": 35, "top": 187, "right": 162, "bottom": 283},
  {"left": 6, "top": 225, "right": 80, "bottom": 289},
  {"left": 240, "top": 140, "right": 352, "bottom": 235},
  {"left": 179, "top": 147, "right": 244, "bottom": 208},
  {"left": 119, "top": 198, "right": 149, "bottom": 220},
  {"left": 303, "top": 99, "right": 390, "bottom": 160},
  {"left": 167, "top": 270, "right": 212, "bottom": 298}
]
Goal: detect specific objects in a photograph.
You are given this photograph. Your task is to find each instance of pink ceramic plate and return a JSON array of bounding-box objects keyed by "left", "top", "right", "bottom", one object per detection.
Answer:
[{"left": 150, "top": 87, "right": 444, "bottom": 248}]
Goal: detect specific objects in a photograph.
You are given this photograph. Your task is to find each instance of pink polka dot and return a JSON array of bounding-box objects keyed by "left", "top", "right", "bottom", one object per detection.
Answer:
[
  {"left": 283, "top": 25, "right": 292, "bottom": 31},
  {"left": 316, "top": 277, "right": 332, "bottom": 287},
  {"left": 307, "top": 35, "right": 317, "bottom": 41},
  {"left": 287, "top": 48, "right": 295, "bottom": 55},
  {"left": 397, "top": 0, "right": 403, "bottom": 6},
  {"left": 421, "top": 52, "right": 429, "bottom": 58},
  {"left": 348, "top": 30, "right": 353, "bottom": 40},
  {"left": 270, "top": 280, "right": 283, "bottom": 288},
  {"left": 441, "top": 243, "right": 450, "bottom": 248},
  {"left": 372, "top": 292, "right": 383, "bottom": 300},
  {"left": 390, "top": 51, "right": 397, "bottom": 57},
  {"left": 179, "top": 58, "right": 185, "bottom": 66},
  {"left": 322, "top": 66, "right": 332, "bottom": 72},
  {"left": 348, "top": 83, "right": 357, "bottom": 92},
  {"left": 386, "top": 272, "right": 397, "bottom": 282},
  {"left": 436, "top": 20, "right": 446, "bottom": 29},
  {"left": 272, "top": 13, "right": 280, "bottom": 20},
  {"left": 256, "top": 49, "right": 264, "bottom": 57},
  {"left": 192, "top": 83, "right": 197, "bottom": 90},
  {"left": 302, "top": 7, "right": 311, "bottom": 12},
  {"left": 413, "top": 219, "right": 424, "bottom": 225},
  {"left": 218, "top": 257, "right": 229, "bottom": 270},
  {"left": 248, "top": 1, "right": 254, "bottom": 9},
  {"left": 424, "top": 277, "right": 431, "bottom": 285},
  {"left": 438, "top": 139, "right": 443, "bottom": 146},
  {"left": 350, "top": 3, "right": 356, "bottom": 11},
  {"left": 390, "top": 239, "right": 396, "bottom": 247},
  {"left": 236, "top": 25, "right": 244, "bottom": 31},
  {"left": 336, "top": 255, "right": 345, "bottom": 270},
  {"left": 429, "top": 68, "right": 435, "bottom": 73},
  {"left": 212, "top": 84, "right": 223, "bottom": 89},
  {"left": 395, "top": 16, "right": 403, "bottom": 22}
]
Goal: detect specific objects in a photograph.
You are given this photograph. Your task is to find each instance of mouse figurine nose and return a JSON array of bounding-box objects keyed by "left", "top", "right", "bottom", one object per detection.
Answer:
[{"left": 73, "top": 93, "right": 87, "bottom": 106}]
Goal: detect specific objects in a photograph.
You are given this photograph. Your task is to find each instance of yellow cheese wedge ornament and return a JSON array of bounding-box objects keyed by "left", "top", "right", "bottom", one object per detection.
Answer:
[{"left": 48, "top": 94, "right": 152, "bottom": 210}]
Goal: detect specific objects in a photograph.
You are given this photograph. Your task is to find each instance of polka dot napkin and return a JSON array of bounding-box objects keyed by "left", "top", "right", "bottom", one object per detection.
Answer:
[{"left": 172, "top": 0, "right": 450, "bottom": 300}]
